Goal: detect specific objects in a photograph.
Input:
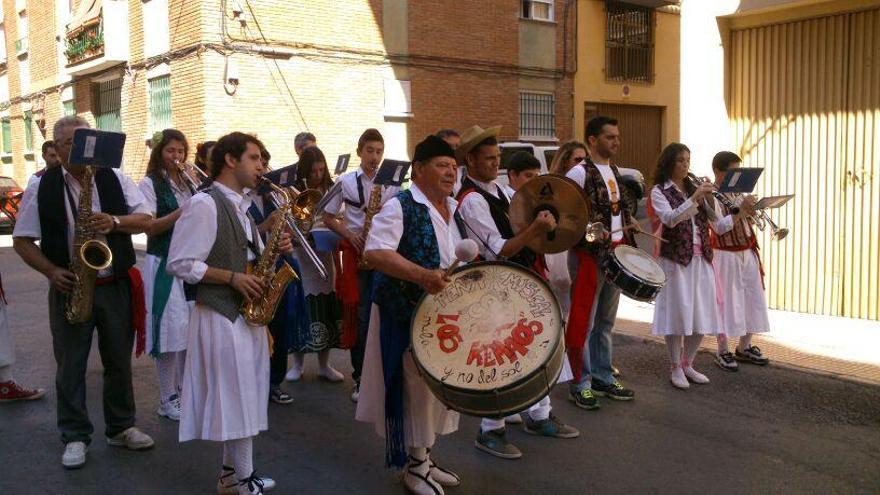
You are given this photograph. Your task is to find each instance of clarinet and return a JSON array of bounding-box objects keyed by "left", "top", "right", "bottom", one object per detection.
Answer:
[{"left": 685, "top": 173, "right": 740, "bottom": 215}]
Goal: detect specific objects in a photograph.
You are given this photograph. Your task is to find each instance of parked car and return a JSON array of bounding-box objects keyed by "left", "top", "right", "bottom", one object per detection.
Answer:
[
  {"left": 496, "top": 142, "right": 646, "bottom": 218},
  {"left": 0, "top": 176, "right": 23, "bottom": 233}
]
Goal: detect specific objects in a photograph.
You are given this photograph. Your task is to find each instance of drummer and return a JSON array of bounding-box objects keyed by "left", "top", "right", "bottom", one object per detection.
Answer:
[
  {"left": 456, "top": 126, "right": 579, "bottom": 461},
  {"left": 355, "top": 135, "right": 465, "bottom": 495},
  {"left": 565, "top": 116, "right": 639, "bottom": 409}
]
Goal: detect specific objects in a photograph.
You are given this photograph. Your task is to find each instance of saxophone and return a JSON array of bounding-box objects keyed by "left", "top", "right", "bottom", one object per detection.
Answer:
[
  {"left": 357, "top": 184, "right": 383, "bottom": 269},
  {"left": 239, "top": 179, "right": 300, "bottom": 326},
  {"left": 65, "top": 165, "right": 113, "bottom": 324}
]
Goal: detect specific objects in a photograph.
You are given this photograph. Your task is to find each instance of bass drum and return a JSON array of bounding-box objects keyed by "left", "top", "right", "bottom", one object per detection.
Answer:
[{"left": 410, "top": 261, "right": 565, "bottom": 419}]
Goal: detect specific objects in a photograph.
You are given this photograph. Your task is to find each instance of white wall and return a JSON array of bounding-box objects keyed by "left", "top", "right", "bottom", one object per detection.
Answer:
[{"left": 679, "top": 0, "right": 740, "bottom": 175}]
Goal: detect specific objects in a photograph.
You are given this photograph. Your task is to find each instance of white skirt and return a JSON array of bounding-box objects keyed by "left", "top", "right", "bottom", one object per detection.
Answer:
[
  {"left": 356, "top": 304, "right": 459, "bottom": 448},
  {"left": 652, "top": 255, "right": 721, "bottom": 336},
  {"left": 143, "top": 254, "right": 190, "bottom": 355},
  {"left": 0, "top": 301, "right": 14, "bottom": 368},
  {"left": 179, "top": 304, "right": 269, "bottom": 442},
  {"left": 714, "top": 250, "right": 771, "bottom": 338}
]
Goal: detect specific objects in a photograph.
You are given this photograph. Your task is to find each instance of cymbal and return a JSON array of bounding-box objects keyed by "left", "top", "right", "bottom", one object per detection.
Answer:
[{"left": 509, "top": 174, "right": 591, "bottom": 254}]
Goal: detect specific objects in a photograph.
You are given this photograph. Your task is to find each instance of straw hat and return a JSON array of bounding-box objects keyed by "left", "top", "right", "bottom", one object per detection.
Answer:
[{"left": 456, "top": 125, "right": 502, "bottom": 161}]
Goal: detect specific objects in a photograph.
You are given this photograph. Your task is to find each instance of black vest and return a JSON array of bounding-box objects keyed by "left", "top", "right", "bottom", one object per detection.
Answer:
[
  {"left": 457, "top": 177, "right": 538, "bottom": 269},
  {"left": 37, "top": 166, "right": 136, "bottom": 275}
]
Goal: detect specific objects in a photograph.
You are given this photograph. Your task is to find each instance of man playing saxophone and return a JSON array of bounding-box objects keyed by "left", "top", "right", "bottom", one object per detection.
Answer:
[
  {"left": 167, "top": 132, "right": 292, "bottom": 494},
  {"left": 321, "top": 128, "right": 399, "bottom": 403},
  {"left": 12, "top": 116, "right": 154, "bottom": 470}
]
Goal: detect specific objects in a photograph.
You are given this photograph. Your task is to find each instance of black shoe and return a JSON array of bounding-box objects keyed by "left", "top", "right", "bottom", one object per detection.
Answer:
[
  {"left": 568, "top": 389, "right": 601, "bottom": 410},
  {"left": 715, "top": 351, "right": 739, "bottom": 372},
  {"left": 269, "top": 386, "right": 293, "bottom": 405},
  {"left": 735, "top": 345, "right": 769, "bottom": 365},
  {"left": 591, "top": 381, "right": 635, "bottom": 401}
]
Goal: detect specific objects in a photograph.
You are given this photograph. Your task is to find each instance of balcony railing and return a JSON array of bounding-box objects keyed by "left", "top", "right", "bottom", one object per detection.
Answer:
[{"left": 65, "top": 20, "right": 104, "bottom": 66}]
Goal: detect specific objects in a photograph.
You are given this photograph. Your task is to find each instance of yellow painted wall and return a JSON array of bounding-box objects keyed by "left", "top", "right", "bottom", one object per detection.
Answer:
[{"left": 572, "top": 0, "right": 680, "bottom": 144}]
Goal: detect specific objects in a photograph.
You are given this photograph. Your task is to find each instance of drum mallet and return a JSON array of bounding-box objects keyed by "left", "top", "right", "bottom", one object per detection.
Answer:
[{"left": 445, "top": 239, "right": 479, "bottom": 276}]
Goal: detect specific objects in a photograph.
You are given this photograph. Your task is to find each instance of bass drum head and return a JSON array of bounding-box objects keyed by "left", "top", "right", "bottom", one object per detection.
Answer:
[
  {"left": 613, "top": 245, "right": 666, "bottom": 285},
  {"left": 411, "top": 261, "right": 564, "bottom": 418}
]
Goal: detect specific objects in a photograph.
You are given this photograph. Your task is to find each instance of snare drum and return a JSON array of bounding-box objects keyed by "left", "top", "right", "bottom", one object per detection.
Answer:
[
  {"left": 410, "top": 261, "right": 564, "bottom": 419},
  {"left": 602, "top": 245, "right": 666, "bottom": 302}
]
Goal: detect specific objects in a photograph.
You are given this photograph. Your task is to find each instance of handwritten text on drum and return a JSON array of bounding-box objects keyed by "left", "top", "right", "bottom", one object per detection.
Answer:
[{"left": 432, "top": 270, "right": 553, "bottom": 319}]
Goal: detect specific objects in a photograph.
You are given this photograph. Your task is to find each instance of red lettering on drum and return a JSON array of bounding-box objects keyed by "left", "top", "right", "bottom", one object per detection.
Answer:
[
  {"left": 464, "top": 318, "right": 544, "bottom": 367},
  {"left": 435, "top": 314, "right": 463, "bottom": 353}
]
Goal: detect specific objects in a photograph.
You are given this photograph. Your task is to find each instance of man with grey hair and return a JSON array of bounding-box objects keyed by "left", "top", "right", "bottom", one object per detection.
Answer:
[
  {"left": 12, "top": 116, "right": 154, "bottom": 469},
  {"left": 294, "top": 131, "right": 316, "bottom": 158}
]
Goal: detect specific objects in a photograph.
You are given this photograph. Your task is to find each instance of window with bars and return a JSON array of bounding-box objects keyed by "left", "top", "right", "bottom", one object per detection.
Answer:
[
  {"left": 23, "top": 110, "right": 33, "bottom": 152},
  {"left": 149, "top": 75, "right": 172, "bottom": 133},
  {"left": 521, "top": 0, "right": 554, "bottom": 21},
  {"left": 93, "top": 78, "right": 122, "bottom": 131},
  {"left": 519, "top": 92, "right": 556, "bottom": 139},
  {"left": 1, "top": 117, "right": 11, "bottom": 154},
  {"left": 605, "top": 1, "right": 654, "bottom": 83}
]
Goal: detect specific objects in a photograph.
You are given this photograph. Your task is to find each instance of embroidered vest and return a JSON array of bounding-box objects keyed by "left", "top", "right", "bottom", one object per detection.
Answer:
[
  {"left": 575, "top": 160, "right": 636, "bottom": 256},
  {"left": 457, "top": 177, "right": 539, "bottom": 269},
  {"left": 37, "top": 166, "right": 136, "bottom": 274},
  {"left": 658, "top": 185, "right": 713, "bottom": 266},
  {"left": 372, "top": 190, "right": 441, "bottom": 323},
  {"left": 145, "top": 173, "right": 184, "bottom": 258},
  {"left": 711, "top": 196, "right": 758, "bottom": 252}
]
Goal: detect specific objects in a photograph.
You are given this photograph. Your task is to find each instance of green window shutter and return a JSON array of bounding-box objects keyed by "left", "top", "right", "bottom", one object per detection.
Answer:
[
  {"left": 149, "top": 75, "right": 172, "bottom": 134},
  {"left": 93, "top": 78, "right": 122, "bottom": 132},
  {"left": 1, "top": 118, "right": 11, "bottom": 154},
  {"left": 24, "top": 111, "right": 34, "bottom": 152},
  {"left": 63, "top": 101, "right": 75, "bottom": 116}
]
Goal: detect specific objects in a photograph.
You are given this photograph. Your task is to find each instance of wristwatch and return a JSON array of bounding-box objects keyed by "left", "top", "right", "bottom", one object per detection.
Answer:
[{"left": 111, "top": 215, "right": 121, "bottom": 231}]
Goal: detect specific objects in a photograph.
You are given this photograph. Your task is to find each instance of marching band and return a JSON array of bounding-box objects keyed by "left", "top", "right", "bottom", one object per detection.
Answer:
[{"left": 3, "top": 113, "right": 782, "bottom": 494}]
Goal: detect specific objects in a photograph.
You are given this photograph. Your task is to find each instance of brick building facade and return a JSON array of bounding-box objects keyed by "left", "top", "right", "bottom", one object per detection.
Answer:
[{"left": 0, "top": 0, "right": 573, "bottom": 186}]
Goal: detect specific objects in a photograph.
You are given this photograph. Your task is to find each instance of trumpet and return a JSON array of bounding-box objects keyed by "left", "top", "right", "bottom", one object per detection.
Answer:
[
  {"left": 174, "top": 159, "right": 208, "bottom": 191},
  {"left": 752, "top": 208, "right": 789, "bottom": 241},
  {"left": 258, "top": 177, "right": 329, "bottom": 281}
]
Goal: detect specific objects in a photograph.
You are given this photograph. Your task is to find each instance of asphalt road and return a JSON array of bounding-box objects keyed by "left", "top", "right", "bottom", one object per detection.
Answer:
[{"left": 1, "top": 246, "right": 878, "bottom": 494}]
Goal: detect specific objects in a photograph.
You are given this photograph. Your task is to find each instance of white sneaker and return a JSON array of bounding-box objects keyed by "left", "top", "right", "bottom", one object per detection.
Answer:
[
  {"left": 350, "top": 383, "right": 359, "bottom": 403},
  {"left": 62, "top": 441, "right": 87, "bottom": 469},
  {"left": 107, "top": 426, "right": 155, "bottom": 450},
  {"left": 683, "top": 366, "right": 710, "bottom": 384},
  {"left": 317, "top": 366, "right": 344, "bottom": 383},
  {"left": 670, "top": 367, "right": 690, "bottom": 389},
  {"left": 157, "top": 397, "right": 181, "bottom": 421},
  {"left": 284, "top": 366, "right": 303, "bottom": 382}
]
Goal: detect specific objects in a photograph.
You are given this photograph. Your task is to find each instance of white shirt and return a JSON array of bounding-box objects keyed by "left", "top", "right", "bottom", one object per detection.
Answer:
[
  {"left": 650, "top": 181, "right": 734, "bottom": 245},
  {"left": 13, "top": 167, "right": 149, "bottom": 276},
  {"left": 566, "top": 161, "right": 624, "bottom": 242},
  {"left": 322, "top": 168, "right": 400, "bottom": 234},
  {"left": 456, "top": 177, "right": 510, "bottom": 260},
  {"left": 365, "top": 183, "right": 463, "bottom": 268},
  {"left": 167, "top": 182, "right": 263, "bottom": 284},
  {"left": 138, "top": 173, "right": 194, "bottom": 217}
]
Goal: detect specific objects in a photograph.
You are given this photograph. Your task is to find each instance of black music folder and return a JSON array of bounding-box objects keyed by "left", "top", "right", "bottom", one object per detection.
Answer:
[
  {"left": 717, "top": 167, "right": 763, "bottom": 194},
  {"left": 375, "top": 159, "right": 410, "bottom": 187},
  {"left": 334, "top": 154, "right": 351, "bottom": 176},
  {"left": 69, "top": 129, "right": 126, "bottom": 168}
]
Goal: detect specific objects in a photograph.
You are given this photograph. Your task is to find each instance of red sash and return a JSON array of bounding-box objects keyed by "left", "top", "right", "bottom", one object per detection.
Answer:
[
  {"left": 335, "top": 239, "right": 361, "bottom": 349},
  {"left": 565, "top": 250, "right": 600, "bottom": 384}
]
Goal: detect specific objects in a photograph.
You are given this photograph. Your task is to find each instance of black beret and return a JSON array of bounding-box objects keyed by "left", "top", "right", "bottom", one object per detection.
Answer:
[
  {"left": 507, "top": 151, "right": 541, "bottom": 173},
  {"left": 413, "top": 135, "right": 456, "bottom": 163}
]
